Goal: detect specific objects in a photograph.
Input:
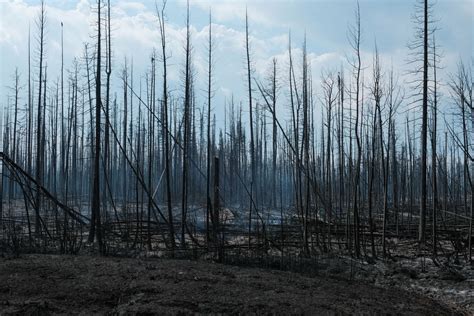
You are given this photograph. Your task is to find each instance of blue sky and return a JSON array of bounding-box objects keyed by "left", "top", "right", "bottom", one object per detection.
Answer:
[{"left": 0, "top": 0, "right": 472, "bottom": 128}]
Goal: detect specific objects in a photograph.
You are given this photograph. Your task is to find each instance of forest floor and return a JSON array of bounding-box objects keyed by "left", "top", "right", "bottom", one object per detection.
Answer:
[{"left": 0, "top": 254, "right": 471, "bottom": 315}]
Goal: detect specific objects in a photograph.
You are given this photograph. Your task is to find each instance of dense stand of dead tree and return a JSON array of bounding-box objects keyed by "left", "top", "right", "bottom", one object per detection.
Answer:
[{"left": 0, "top": 0, "right": 472, "bottom": 266}]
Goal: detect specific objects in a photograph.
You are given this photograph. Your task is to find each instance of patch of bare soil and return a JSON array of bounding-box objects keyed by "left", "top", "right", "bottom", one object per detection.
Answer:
[
  {"left": 373, "top": 257, "right": 473, "bottom": 312},
  {"left": 0, "top": 254, "right": 465, "bottom": 315}
]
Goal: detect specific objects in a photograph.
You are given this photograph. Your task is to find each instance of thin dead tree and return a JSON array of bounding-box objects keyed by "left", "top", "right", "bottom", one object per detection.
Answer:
[
  {"left": 419, "top": 0, "right": 429, "bottom": 245},
  {"left": 181, "top": 0, "right": 192, "bottom": 248},
  {"left": 88, "top": 0, "right": 103, "bottom": 253},
  {"left": 34, "top": 0, "right": 46, "bottom": 237},
  {"left": 302, "top": 35, "right": 311, "bottom": 255},
  {"left": 205, "top": 8, "right": 216, "bottom": 247},
  {"left": 322, "top": 71, "right": 337, "bottom": 251},
  {"left": 407, "top": 0, "right": 432, "bottom": 244},
  {"left": 348, "top": 1, "right": 362, "bottom": 258},
  {"left": 245, "top": 8, "right": 256, "bottom": 250},
  {"left": 104, "top": 0, "right": 112, "bottom": 218},
  {"left": 430, "top": 33, "right": 440, "bottom": 257},
  {"left": 270, "top": 59, "right": 278, "bottom": 209},
  {"left": 156, "top": 0, "right": 176, "bottom": 254}
]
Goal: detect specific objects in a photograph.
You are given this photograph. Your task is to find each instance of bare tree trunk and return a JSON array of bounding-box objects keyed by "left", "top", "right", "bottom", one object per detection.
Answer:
[
  {"left": 123, "top": 60, "right": 129, "bottom": 218},
  {"left": 206, "top": 10, "right": 213, "bottom": 247},
  {"left": 12, "top": 68, "right": 19, "bottom": 168},
  {"left": 157, "top": 1, "right": 175, "bottom": 254},
  {"left": 104, "top": 0, "right": 112, "bottom": 222},
  {"left": 271, "top": 59, "right": 278, "bottom": 209},
  {"left": 25, "top": 27, "right": 33, "bottom": 242},
  {"left": 35, "top": 0, "right": 46, "bottom": 238},
  {"left": 368, "top": 65, "right": 378, "bottom": 258},
  {"left": 245, "top": 9, "right": 256, "bottom": 250},
  {"left": 147, "top": 57, "right": 154, "bottom": 251},
  {"left": 181, "top": 0, "right": 191, "bottom": 248},
  {"left": 89, "top": 0, "right": 103, "bottom": 254},
  {"left": 213, "top": 156, "right": 220, "bottom": 260},
  {"left": 302, "top": 37, "right": 310, "bottom": 255},
  {"left": 337, "top": 71, "right": 345, "bottom": 250},
  {"left": 419, "top": 0, "right": 429, "bottom": 244},
  {"left": 431, "top": 34, "right": 439, "bottom": 257},
  {"left": 349, "top": 3, "right": 362, "bottom": 258},
  {"left": 322, "top": 72, "right": 336, "bottom": 251}
]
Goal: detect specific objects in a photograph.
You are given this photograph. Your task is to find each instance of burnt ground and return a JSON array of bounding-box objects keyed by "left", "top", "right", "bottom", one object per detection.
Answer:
[{"left": 0, "top": 254, "right": 469, "bottom": 315}]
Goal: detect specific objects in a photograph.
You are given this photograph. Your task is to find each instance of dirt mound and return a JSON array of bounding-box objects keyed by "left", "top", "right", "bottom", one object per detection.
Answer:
[{"left": 0, "top": 255, "right": 463, "bottom": 315}]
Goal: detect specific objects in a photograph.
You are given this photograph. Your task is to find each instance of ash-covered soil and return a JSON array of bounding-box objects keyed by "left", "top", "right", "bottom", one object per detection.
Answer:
[{"left": 0, "top": 254, "right": 466, "bottom": 315}]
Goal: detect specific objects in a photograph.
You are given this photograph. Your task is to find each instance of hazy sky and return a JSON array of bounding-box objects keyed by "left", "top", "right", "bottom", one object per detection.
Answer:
[{"left": 0, "top": 0, "right": 472, "bottom": 126}]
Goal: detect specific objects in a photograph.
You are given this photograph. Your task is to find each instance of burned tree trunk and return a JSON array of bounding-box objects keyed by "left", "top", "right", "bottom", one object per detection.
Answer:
[{"left": 89, "top": 0, "right": 103, "bottom": 253}]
